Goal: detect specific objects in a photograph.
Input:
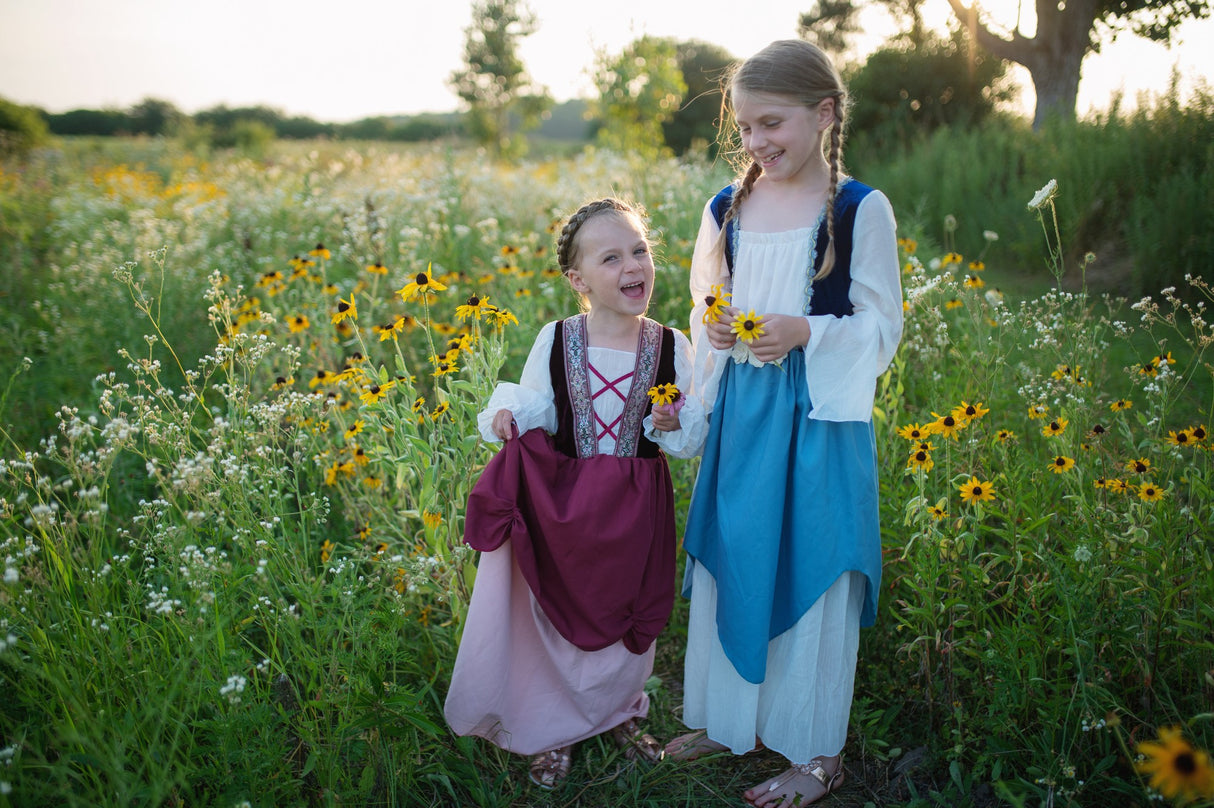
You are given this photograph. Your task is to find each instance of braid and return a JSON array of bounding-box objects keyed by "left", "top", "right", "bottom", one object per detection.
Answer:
[
  {"left": 814, "top": 117, "right": 845, "bottom": 282},
  {"left": 556, "top": 198, "right": 630, "bottom": 274},
  {"left": 713, "top": 160, "right": 762, "bottom": 261}
]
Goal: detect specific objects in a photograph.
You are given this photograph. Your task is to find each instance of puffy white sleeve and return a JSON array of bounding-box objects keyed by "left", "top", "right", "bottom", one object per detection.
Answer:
[
  {"left": 476, "top": 321, "right": 559, "bottom": 442},
  {"left": 687, "top": 198, "right": 733, "bottom": 415},
  {"left": 644, "top": 327, "right": 710, "bottom": 458},
  {"left": 802, "top": 190, "right": 904, "bottom": 422}
]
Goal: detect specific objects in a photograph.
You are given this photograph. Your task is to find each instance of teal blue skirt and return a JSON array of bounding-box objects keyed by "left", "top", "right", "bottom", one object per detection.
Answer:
[{"left": 682, "top": 350, "right": 881, "bottom": 685}]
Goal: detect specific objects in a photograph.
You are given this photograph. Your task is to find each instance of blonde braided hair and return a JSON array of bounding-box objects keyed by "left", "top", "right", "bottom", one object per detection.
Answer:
[
  {"left": 715, "top": 39, "right": 850, "bottom": 281},
  {"left": 555, "top": 197, "right": 646, "bottom": 275}
]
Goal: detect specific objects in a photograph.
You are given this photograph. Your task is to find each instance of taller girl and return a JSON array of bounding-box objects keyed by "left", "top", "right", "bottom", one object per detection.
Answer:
[{"left": 665, "top": 40, "right": 904, "bottom": 807}]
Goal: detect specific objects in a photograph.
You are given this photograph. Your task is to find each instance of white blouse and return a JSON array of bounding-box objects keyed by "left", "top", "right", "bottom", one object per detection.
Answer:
[
  {"left": 687, "top": 185, "right": 903, "bottom": 423},
  {"left": 476, "top": 320, "right": 708, "bottom": 459}
]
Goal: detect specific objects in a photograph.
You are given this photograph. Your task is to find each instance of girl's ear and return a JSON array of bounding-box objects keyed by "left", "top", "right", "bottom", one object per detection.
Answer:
[
  {"left": 567, "top": 269, "right": 590, "bottom": 294},
  {"left": 817, "top": 97, "right": 837, "bottom": 131}
]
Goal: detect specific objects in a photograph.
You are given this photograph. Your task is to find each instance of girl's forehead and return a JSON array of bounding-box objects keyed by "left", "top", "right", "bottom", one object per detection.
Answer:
[
  {"left": 733, "top": 91, "right": 802, "bottom": 116},
  {"left": 578, "top": 212, "right": 646, "bottom": 244}
]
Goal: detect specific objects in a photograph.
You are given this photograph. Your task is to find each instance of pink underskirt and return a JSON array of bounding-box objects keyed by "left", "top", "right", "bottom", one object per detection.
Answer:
[{"left": 443, "top": 540, "right": 654, "bottom": 755}]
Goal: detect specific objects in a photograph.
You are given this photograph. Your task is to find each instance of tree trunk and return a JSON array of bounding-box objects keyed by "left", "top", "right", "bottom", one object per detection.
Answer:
[{"left": 945, "top": 0, "right": 1100, "bottom": 129}]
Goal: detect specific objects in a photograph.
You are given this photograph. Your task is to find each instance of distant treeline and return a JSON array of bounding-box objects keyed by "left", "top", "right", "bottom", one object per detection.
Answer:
[{"left": 37, "top": 98, "right": 594, "bottom": 143}]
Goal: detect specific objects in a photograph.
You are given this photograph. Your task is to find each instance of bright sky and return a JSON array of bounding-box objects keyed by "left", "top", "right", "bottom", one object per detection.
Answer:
[{"left": 1, "top": 0, "right": 1211, "bottom": 122}]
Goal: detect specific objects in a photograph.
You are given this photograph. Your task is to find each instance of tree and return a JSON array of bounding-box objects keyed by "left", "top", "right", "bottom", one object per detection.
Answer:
[
  {"left": 589, "top": 35, "right": 687, "bottom": 158},
  {"left": 128, "top": 97, "right": 182, "bottom": 136},
  {"left": 944, "top": 0, "right": 1210, "bottom": 128},
  {"left": 662, "top": 40, "right": 735, "bottom": 156},
  {"left": 845, "top": 27, "right": 1012, "bottom": 155},
  {"left": 0, "top": 97, "right": 49, "bottom": 155},
  {"left": 798, "top": 0, "right": 865, "bottom": 56},
  {"left": 449, "top": 0, "right": 552, "bottom": 157}
]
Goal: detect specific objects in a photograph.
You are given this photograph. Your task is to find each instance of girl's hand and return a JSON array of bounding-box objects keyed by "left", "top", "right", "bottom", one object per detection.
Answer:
[
  {"left": 748, "top": 313, "right": 811, "bottom": 363},
  {"left": 491, "top": 409, "right": 516, "bottom": 441},
  {"left": 706, "top": 305, "right": 741, "bottom": 350},
  {"left": 650, "top": 405, "right": 682, "bottom": 433}
]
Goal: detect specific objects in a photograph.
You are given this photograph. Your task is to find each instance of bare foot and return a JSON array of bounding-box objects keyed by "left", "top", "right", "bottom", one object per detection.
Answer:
[
  {"left": 744, "top": 756, "right": 843, "bottom": 807},
  {"left": 663, "top": 730, "right": 730, "bottom": 761}
]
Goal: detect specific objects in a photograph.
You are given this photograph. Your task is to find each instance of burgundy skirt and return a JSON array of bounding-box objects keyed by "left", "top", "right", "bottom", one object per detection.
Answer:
[{"left": 464, "top": 428, "right": 676, "bottom": 655}]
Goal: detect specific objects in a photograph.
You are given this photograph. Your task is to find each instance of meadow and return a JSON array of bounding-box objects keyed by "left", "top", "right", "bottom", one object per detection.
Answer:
[{"left": 0, "top": 112, "right": 1212, "bottom": 807}]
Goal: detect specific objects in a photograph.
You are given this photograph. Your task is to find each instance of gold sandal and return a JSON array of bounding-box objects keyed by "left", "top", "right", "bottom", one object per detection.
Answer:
[
  {"left": 755, "top": 757, "right": 844, "bottom": 806},
  {"left": 609, "top": 718, "right": 663, "bottom": 763},
  {"left": 528, "top": 745, "right": 572, "bottom": 790}
]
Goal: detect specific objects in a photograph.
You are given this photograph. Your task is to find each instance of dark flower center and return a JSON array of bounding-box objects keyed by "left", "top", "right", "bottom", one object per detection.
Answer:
[
  {"left": 915, "top": 451, "right": 927, "bottom": 462},
  {"left": 944, "top": 417, "right": 955, "bottom": 427},
  {"left": 971, "top": 486, "right": 983, "bottom": 495},
  {"left": 705, "top": 295, "right": 717, "bottom": 306},
  {"left": 744, "top": 320, "right": 755, "bottom": 329},
  {"left": 416, "top": 272, "right": 429, "bottom": 284},
  {"left": 1176, "top": 752, "right": 1197, "bottom": 775},
  {"left": 1055, "top": 458, "right": 1066, "bottom": 466},
  {"left": 337, "top": 302, "right": 350, "bottom": 312},
  {"left": 1092, "top": 424, "right": 1106, "bottom": 434},
  {"left": 1177, "top": 433, "right": 1189, "bottom": 443},
  {"left": 467, "top": 295, "right": 480, "bottom": 306}
]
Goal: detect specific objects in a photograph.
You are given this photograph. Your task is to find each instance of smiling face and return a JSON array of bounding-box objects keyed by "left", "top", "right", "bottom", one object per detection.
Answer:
[
  {"left": 733, "top": 90, "right": 834, "bottom": 186},
  {"left": 566, "top": 210, "right": 655, "bottom": 323}
]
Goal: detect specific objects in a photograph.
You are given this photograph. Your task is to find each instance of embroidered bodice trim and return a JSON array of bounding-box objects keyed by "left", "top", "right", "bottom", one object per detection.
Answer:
[{"left": 562, "top": 314, "right": 662, "bottom": 458}]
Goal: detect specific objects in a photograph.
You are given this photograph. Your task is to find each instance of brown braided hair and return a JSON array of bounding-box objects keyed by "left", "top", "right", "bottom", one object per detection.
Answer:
[
  {"left": 714, "top": 39, "right": 850, "bottom": 281},
  {"left": 555, "top": 197, "right": 647, "bottom": 275}
]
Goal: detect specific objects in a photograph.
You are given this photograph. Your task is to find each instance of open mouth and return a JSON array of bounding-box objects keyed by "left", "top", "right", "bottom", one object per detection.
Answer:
[{"left": 621, "top": 281, "right": 646, "bottom": 299}]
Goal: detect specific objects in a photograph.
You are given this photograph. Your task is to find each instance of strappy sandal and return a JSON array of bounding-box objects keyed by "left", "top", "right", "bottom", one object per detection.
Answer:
[
  {"left": 663, "top": 729, "right": 730, "bottom": 761},
  {"left": 752, "top": 757, "right": 844, "bottom": 806},
  {"left": 609, "top": 718, "right": 663, "bottom": 763},
  {"left": 528, "top": 745, "right": 572, "bottom": 790}
]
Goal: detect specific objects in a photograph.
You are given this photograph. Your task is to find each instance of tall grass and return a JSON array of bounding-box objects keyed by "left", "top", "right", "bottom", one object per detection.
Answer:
[{"left": 0, "top": 96, "right": 1211, "bottom": 807}]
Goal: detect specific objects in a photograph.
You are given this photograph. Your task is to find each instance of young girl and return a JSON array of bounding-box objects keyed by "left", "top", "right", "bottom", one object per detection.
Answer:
[
  {"left": 664, "top": 40, "right": 903, "bottom": 807},
  {"left": 444, "top": 198, "right": 708, "bottom": 789}
]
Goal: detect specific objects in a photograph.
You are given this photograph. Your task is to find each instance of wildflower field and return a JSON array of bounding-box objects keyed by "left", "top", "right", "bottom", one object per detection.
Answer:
[{"left": 1, "top": 135, "right": 1212, "bottom": 807}]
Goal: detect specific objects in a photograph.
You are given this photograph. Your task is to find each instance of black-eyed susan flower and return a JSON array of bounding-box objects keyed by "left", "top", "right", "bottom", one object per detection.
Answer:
[
  {"left": 1027, "top": 404, "right": 1049, "bottom": 419},
  {"left": 647, "top": 383, "right": 681, "bottom": 406},
  {"left": 963, "top": 274, "right": 985, "bottom": 289},
  {"left": 1111, "top": 399, "right": 1133, "bottom": 412},
  {"left": 359, "top": 380, "right": 396, "bottom": 406},
  {"left": 928, "top": 503, "right": 948, "bottom": 520},
  {"left": 930, "top": 412, "right": 964, "bottom": 440},
  {"left": 423, "top": 511, "right": 443, "bottom": 530},
  {"left": 350, "top": 446, "right": 369, "bottom": 466},
  {"left": 958, "top": 477, "right": 995, "bottom": 504},
  {"left": 898, "top": 423, "right": 930, "bottom": 442},
  {"left": 456, "top": 293, "right": 491, "bottom": 321},
  {"left": 731, "top": 310, "right": 764, "bottom": 342},
  {"left": 995, "top": 429, "right": 1016, "bottom": 443},
  {"left": 1042, "top": 418, "right": 1069, "bottom": 437},
  {"left": 1167, "top": 429, "right": 1193, "bottom": 447},
  {"left": 271, "top": 375, "right": 294, "bottom": 391},
  {"left": 702, "top": 284, "right": 732, "bottom": 324},
  {"left": 1135, "top": 726, "right": 1214, "bottom": 802},
  {"left": 309, "top": 369, "right": 335, "bottom": 388},
  {"left": 942, "top": 252, "right": 963, "bottom": 267},
  {"left": 362, "top": 475, "right": 383, "bottom": 489},
  {"left": 1127, "top": 457, "right": 1151, "bottom": 475},
  {"left": 286, "top": 314, "right": 310, "bottom": 333},
  {"left": 366, "top": 261, "right": 388, "bottom": 275},
  {"left": 952, "top": 401, "right": 989, "bottom": 424},
  {"left": 907, "top": 449, "right": 934, "bottom": 472},
  {"left": 500, "top": 244, "right": 521, "bottom": 257},
  {"left": 343, "top": 420, "right": 365, "bottom": 441},
  {"left": 1049, "top": 455, "right": 1075, "bottom": 473},
  {"left": 1094, "top": 477, "right": 1108, "bottom": 489},
  {"left": 945, "top": 298, "right": 963, "bottom": 310},
  {"left": 397, "top": 264, "right": 447, "bottom": 302},
  {"left": 897, "top": 237, "right": 917, "bottom": 254},
  {"left": 411, "top": 396, "right": 426, "bottom": 413},
  {"left": 1108, "top": 478, "right": 1129, "bottom": 494},
  {"left": 1136, "top": 481, "right": 1165, "bottom": 502},
  {"left": 968, "top": 260, "right": 985, "bottom": 272},
  {"left": 1153, "top": 351, "right": 1175, "bottom": 367},
  {"left": 1139, "top": 362, "right": 1158, "bottom": 378},
  {"left": 257, "top": 269, "right": 285, "bottom": 288},
  {"left": 331, "top": 294, "right": 357, "bottom": 325},
  {"left": 320, "top": 539, "right": 335, "bottom": 563},
  {"left": 1089, "top": 423, "right": 1108, "bottom": 438},
  {"left": 431, "top": 401, "right": 451, "bottom": 420},
  {"left": 1190, "top": 424, "right": 1208, "bottom": 442},
  {"left": 432, "top": 360, "right": 457, "bottom": 378},
  {"left": 310, "top": 242, "right": 331, "bottom": 260}
]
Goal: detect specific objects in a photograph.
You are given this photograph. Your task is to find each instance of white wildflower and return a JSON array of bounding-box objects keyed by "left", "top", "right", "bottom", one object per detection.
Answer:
[{"left": 1027, "top": 179, "right": 1058, "bottom": 211}]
